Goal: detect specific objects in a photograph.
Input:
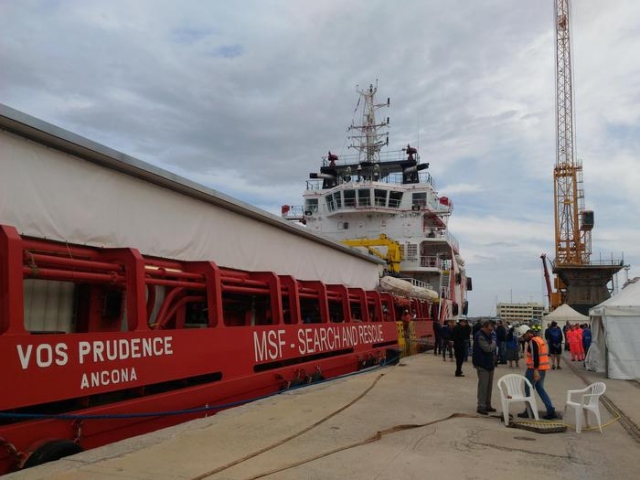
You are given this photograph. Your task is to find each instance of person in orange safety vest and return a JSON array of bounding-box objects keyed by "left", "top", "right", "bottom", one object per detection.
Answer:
[{"left": 517, "top": 329, "right": 558, "bottom": 420}]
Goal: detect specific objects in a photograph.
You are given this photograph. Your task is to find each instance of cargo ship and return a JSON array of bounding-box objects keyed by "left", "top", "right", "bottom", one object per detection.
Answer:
[
  {"left": 282, "top": 83, "right": 471, "bottom": 328},
  {"left": 0, "top": 103, "right": 435, "bottom": 474}
]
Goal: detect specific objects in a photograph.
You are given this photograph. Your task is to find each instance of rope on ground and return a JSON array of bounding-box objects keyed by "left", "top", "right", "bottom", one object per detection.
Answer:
[
  {"left": 242, "top": 412, "right": 476, "bottom": 480},
  {"left": 190, "top": 371, "right": 390, "bottom": 480},
  {"left": 191, "top": 352, "right": 633, "bottom": 479}
]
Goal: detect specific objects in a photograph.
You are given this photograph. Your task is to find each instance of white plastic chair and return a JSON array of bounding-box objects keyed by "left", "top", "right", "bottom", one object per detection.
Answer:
[
  {"left": 497, "top": 374, "right": 539, "bottom": 426},
  {"left": 564, "top": 382, "right": 606, "bottom": 433}
]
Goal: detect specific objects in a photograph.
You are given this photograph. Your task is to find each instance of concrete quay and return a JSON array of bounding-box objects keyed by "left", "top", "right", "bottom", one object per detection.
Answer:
[{"left": 7, "top": 351, "right": 640, "bottom": 480}]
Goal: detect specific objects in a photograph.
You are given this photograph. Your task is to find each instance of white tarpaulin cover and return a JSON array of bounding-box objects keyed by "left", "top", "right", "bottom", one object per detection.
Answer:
[
  {"left": 586, "top": 278, "right": 640, "bottom": 380},
  {"left": 0, "top": 126, "right": 380, "bottom": 290}
]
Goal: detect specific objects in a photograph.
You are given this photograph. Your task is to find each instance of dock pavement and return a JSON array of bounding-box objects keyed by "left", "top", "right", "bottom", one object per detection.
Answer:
[{"left": 7, "top": 350, "right": 640, "bottom": 480}]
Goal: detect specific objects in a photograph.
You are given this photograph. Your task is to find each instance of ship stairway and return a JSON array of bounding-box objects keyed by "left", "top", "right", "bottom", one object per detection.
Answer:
[{"left": 440, "top": 272, "right": 450, "bottom": 300}]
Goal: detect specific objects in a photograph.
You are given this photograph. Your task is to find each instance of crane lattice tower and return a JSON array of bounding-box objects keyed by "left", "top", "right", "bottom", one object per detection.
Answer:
[{"left": 551, "top": 0, "right": 622, "bottom": 315}]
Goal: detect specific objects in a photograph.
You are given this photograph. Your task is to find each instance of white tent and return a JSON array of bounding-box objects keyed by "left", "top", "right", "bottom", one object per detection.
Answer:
[
  {"left": 586, "top": 278, "right": 640, "bottom": 380},
  {"left": 541, "top": 304, "right": 588, "bottom": 341},
  {"left": 542, "top": 303, "right": 589, "bottom": 331}
]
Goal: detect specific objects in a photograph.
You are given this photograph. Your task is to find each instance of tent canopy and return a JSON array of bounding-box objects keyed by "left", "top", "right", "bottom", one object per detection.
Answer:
[
  {"left": 587, "top": 278, "right": 640, "bottom": 380},
  {"left": 591, "top": 278, "right": 640, "bottom": 316},
  {"left": 542, "top": 304, "right": 588, "bottom": 337},
  {"left": 543, "top": 304, "right": 589, "bottom": 324}
]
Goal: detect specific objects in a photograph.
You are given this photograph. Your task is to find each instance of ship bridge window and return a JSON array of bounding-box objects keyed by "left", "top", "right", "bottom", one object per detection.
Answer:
[
  {"left": 412, "top": 192, "right": 427, "bottom": 208},
  {"left": 304, "top": 198, "right": 318, "bottom": 213},
  {"left": 343, "top": 189, "right": 356, "bottom": 207},
  {"left": 333, "top": 192, "right": 342, "bottom": 209},
  {"left": 389, "top": 191, "right": 403, "bottom": 208},
  {"left": 374, "top": 189, "right": 388, "bottom": 207},
  {"left": 357, "top": 189, "right": 371, "bottom": 207},
  {"left": 326, "top": 194, "right": 335, "bottom": 211}
]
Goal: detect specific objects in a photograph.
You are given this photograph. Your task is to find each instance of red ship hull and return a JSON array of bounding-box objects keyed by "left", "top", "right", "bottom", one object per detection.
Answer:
[{"left": 0, "top": 224, "right": 431, "bottom": 474}]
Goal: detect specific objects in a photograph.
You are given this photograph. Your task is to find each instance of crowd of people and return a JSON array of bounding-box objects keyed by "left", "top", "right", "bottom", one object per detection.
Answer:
[{"left": 430, "top": 316, "right": 592, "bottom": 420}]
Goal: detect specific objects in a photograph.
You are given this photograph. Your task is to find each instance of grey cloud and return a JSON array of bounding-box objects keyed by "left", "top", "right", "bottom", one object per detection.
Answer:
[{"left": 1, "top": 0, "right": 638, "bottom": 316}]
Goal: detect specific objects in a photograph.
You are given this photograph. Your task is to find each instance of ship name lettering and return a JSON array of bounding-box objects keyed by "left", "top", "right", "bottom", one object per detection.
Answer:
[
  {"left": 253, "top": 329, "right": 286, "bottom": 362},
  {"left": 16, "top": 343, "right": 69, "bottom": 370},
  {"left": 297, "top": 325, "right": 384, "bottom": 355},
  {"left": 78, "top": 337, "right": 173, "bottom": 364},
  {"left": 357, "top": 324, "right": 384, "bottom": 343},
  {"left": 80, "top": 367, "right": 138, "bottom": 389},
  {"left": 298, "top": 327, "right": 335, "bottom": 355}
]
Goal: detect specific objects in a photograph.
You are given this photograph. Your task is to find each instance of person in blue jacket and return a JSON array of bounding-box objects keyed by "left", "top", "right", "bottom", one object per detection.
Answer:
[
  {"left": 582, "top": 323, "right": 592, "bottom": 354},
  {"left": 545, "top": 321, "right": 564, "bottom": 370},
  {"left": 440, "top": 320, "right": 454, "bottom": 362}
]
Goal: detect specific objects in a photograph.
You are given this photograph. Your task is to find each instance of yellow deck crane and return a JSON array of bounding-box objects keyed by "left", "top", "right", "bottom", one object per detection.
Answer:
[
  {"left": 342, "top": 234, "right": 403, "bottom": 274},
  {"left": 543, "top": 0, "right": 622, "bottom": 313}
]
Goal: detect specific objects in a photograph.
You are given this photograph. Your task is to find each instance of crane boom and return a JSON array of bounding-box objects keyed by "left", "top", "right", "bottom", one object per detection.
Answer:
[
  {"left": 541, "top": 254, "right": 553, "bottom": 305},
  {"left": 342, "top": 234, "right": 403, "bottom": 273}
]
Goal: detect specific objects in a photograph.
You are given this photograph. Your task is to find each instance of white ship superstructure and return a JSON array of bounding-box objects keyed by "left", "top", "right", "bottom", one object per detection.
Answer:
[{"left": 283, "top": 83, "right": 471, "bottom": 322}]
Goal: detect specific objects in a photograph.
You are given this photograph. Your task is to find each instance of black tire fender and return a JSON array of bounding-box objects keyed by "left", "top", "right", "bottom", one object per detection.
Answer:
[{"left": 23, "top": 439, "right": 83, "bottom": 469}]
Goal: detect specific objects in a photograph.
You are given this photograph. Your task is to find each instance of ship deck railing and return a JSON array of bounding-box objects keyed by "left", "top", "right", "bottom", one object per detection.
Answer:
[
  {"left": 550, "top": 255, "right": 625, "bottom": 269},
  {"left": 304, "top": 171, "right": 435, "bottom": 191},
  {"left": 396, "top": 277, "right": 436, "bottom": 292},
  {"left": 321, "top": 149, "right": 419, "bottom": 166},
  {"left": 420, "top": 232, "right": 459, "bottom": 253},
  {"left": 280, "top": 212, "right": 459, "bottom": 254},
  {"left": 420, "top": 256, "right": 446, "bottom": 270}
]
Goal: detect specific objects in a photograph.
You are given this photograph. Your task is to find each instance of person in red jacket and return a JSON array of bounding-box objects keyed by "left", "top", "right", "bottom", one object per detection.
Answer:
[{"left": 567, "top": 324, "right": 580, "bottom": 361}]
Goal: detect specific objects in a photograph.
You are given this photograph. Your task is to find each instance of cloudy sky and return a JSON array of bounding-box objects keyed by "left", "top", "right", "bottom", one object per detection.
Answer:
[{"left": 2, "top": 0, "right": 639, "bottom": 316}]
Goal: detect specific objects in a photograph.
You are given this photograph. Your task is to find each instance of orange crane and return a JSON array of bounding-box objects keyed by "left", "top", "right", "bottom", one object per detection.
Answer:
[
  {"left": 540, "top": 254, "right": 561, "bottom": 309},
  {"left": 543, "top": 0, "right": 622, "bottom": 314},
  {"left": 553, "top": 0, "right": 592, "bottom": 267}
]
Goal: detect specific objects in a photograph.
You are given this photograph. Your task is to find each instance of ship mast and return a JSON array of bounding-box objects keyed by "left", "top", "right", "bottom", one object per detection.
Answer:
[{"left": 348, "top": 83, "right": 390, "bottom": 163}]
